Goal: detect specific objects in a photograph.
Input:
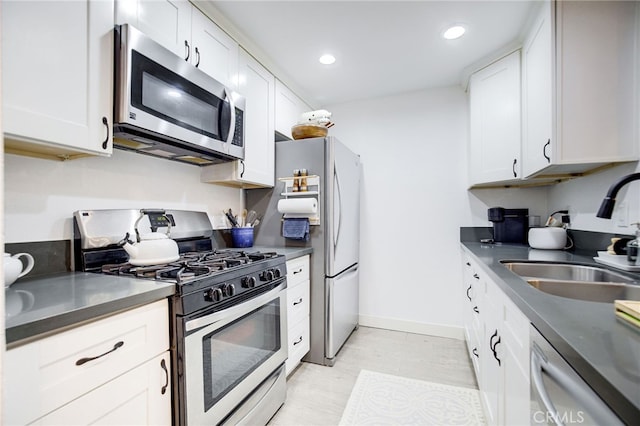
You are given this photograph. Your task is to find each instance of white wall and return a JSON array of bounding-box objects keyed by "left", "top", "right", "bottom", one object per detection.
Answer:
[
  {"left": 4, "top": 150, "right": 243, "bottom": 243},
  {"left": 548, "top": 162, "right": 640, "bottom": 235},
  {"left": 325, "top": 87, "right": 548, "bottom": 338}
]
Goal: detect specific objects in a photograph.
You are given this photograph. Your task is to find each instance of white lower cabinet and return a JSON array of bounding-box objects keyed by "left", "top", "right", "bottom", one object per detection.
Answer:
[
  {"left": 3, "top": 300, "right": 171, "bottom": 426},
  {"left": 32, "top": 352, "right": 171, "bottom": 426},
  {"left": 285, "top": 255, "right": 310, "bottom": 375},
  {"left": 461, "top": 250, "right": 530, "bottom": 426}
]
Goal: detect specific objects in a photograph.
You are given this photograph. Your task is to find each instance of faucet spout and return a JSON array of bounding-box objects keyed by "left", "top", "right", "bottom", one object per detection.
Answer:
[{"left": 597, "top": 172, "right": 640, "bottom": 219}]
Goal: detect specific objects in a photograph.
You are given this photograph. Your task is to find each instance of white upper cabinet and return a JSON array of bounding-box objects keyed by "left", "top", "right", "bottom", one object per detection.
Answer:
[
  {"left": 201, "top": 48, "right": 275, "bottom": 188},
  {"left": 469, "top": 50, "right": 521, "bottom": 187},
  {"left": 190, "top": 8, "right": 238, "bottom": 89},
  {"left": 116, "top": 0, "right": 238, "bottom": 88},
  {"left": 522, "top": 0, "right": 638, "bottom": 179},
  {"left": 115, "top": 0, "right": 191, "bottom": 59},
  {"left": 2, "top": 0, "right": 114, "bottom": 160},
  {"left": 275, "top": 79, "right": 312, "bottom": 139}
]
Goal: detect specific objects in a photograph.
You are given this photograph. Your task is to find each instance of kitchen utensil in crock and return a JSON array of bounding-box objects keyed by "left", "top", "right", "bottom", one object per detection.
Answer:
[
  {"left": 118, "top": 210, "right": 179, "bottom": 266},
  {"left": 4, "top": 252, "right": 35, "bottom": 287}
]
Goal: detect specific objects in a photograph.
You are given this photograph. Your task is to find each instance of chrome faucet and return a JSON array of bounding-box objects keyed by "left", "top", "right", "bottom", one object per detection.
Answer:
[{"left": 596, "top": 172, "right": 640, "bottom": 219}]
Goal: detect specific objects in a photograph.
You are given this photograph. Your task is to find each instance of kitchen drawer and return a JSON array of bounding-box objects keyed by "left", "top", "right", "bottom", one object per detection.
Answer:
[
  {"left": 286, "top": 255, "right": 310, "bottom": 288},
  {"left": 4, "top": 299, "right": 169, "bottom": 425},
  {"left": 31, "top": 351, "right": 172, "bottom": 426},
  {"left": 285, "top": 317, "right": 310, "bottom": 376},
  {"left": 287, "top": 279, "right": 310, "bottom": 326}
]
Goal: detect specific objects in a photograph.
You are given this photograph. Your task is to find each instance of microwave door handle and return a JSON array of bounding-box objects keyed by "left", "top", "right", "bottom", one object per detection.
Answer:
[{"left": 224, "top": 88, "right": 236, "bottom": 145}]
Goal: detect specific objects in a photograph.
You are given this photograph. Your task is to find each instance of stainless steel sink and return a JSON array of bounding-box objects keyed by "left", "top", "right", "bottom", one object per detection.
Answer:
[
  {"left": 502, "top": 261, "right": 637, "bottom": 283},
  {"left": 527, "top": 279, "right": 640, "bottom": 303},
  {"left": 501, "top": 261, "right": 640, "bottom": 303}
]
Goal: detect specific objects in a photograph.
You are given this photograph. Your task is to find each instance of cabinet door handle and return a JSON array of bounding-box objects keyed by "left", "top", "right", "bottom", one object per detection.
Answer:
[
  {"left": 184, "top": 40, "right": 190, "bottom": 61},
  {"left": 101, "top": 116, "right": 109, "bottom": 150},
  {"left": 490, "top": 330, "right": 502, "bottom": 366},
  {"left": 492, "top": 336, "right": 502, "bottom": 366},
  {"left": 293, "top": 336, "right": 303, "bottom": 345},
  {"left": 472, "top": 347, "right": 479, "bottom": 358},
  {"left": 473, "top": 273, "right": 479, "bottom": 280},
  {"left": 473, "top": 306, "right": 479, "bottom": 314},
  {"left": 466, "top": 262, "right": 471, "bottom": 266},
  {"left": 195, "top": 47, "right": 200, "bottom": 67},
  {"left": 466, "top": 285, "right": 472, "bottom": 301},
  {"left": 293, "top": 268, "right": 303, "bottom": 274},
  {"left": 543, "top": 139, "right": 551, "bottom": 163},
  {"left": 512, "top": 158, "right": 518, "bottom": 177},
  {"left": 489, "top": 330, "right": 498, "bottom": 348},
  {"left": 160, "top": 358, "right": 169, "bottom": 395},
  {"left": 240, "top": 160, "right": 245, "bottom": 178},
  {"left": 75, "top": 341, "right": 124, "bottom": 366},
  {"left": 293, "top": 298, "right": 303, "bottom": 306}
]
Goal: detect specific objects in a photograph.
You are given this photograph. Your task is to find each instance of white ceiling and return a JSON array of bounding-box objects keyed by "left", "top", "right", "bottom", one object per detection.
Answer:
[{"left": 206, "top": 1, "right": 537, "bottom": 107}]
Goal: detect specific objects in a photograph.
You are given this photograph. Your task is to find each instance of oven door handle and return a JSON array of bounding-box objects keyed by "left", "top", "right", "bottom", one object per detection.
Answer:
[{"left": 185, "top": 280, "right": 286, "bottom": 332}]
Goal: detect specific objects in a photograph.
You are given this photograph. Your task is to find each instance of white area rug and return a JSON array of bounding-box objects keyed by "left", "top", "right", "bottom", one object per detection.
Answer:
[{"left": 339, "top": 370, "right": 486, "bottom": 425}]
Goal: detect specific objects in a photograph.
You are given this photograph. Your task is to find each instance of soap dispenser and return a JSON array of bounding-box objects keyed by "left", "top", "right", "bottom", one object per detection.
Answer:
[{"left": 627, "top": 223, "right": 640, "bottom": 265}]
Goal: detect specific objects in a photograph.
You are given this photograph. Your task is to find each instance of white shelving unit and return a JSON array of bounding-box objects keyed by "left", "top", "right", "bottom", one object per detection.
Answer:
[{"left": 278, "top": 175, "right": 320, "bottom": 225}]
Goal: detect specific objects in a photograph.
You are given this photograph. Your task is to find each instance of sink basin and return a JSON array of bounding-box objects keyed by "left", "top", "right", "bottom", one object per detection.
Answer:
[
  {"left": 501, "top": 260, "right": 640, "bottom": 303},
  {"left": 527, "top": 279, "right": 640, "bottom": 303},
  {"left": 501, "top": 261, "right": 637, "bottom": 284}
]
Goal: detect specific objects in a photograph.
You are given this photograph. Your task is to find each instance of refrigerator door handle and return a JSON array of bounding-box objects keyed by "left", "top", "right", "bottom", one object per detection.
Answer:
[{"left": 333, "top": 167, "right": 342, "bottom": 251}]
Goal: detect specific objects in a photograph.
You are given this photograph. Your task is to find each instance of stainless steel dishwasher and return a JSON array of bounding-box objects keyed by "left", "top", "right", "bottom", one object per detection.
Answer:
[{"left": 530, "top": 325, "right": 624, "bottom": 426}]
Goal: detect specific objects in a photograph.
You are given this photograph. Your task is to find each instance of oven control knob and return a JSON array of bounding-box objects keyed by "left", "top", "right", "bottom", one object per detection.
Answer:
[
  {"left": 242, "top": 276, "right": 257, "bottom": 288},
  {"left": 224, "top": 283, "right": 236, "bottom": 297},
  {"left": 259, "top": 270, "right": 274, "bottom": 281},
  {"left": 273, "top": 268, "right": 282, "bottom": 279},
  {"left": 205, "top": 287, "right": 223, "bottom": 302}
]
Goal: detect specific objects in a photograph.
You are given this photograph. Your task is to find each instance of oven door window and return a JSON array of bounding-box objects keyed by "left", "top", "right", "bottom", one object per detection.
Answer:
[
  {"left": 202, "top": 298, "right": 281, "bottom": 411},
  {"left": 130, "top": 50, "right": 232, "bottom": 141}
]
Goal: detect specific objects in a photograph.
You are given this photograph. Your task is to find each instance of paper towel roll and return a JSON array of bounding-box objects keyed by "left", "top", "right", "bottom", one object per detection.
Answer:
[{"left": 277, "top": 198, "right": 317, "bottom": 214}]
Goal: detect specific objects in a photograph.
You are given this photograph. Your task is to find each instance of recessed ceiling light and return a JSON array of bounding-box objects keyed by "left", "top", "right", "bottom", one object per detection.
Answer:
[
  {"left": 319, "top": 54, "right": 336, "bottom": 65},
  {"left": 443, "top": 25, "right": 466, "bottom": 40}
]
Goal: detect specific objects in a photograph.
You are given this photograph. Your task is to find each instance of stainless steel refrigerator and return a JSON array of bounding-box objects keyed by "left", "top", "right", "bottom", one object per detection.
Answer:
[{"left": 246, "top": 136, "right": 361, "bottom": 366}]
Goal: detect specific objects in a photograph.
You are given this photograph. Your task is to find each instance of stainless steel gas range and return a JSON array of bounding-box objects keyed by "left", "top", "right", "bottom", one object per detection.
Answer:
[{"left": 73, "top": 209, "right": 288, "bottom": 426}]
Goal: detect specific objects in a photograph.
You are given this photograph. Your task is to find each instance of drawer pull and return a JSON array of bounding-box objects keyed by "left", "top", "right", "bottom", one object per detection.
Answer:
[
  {"left": 293, "top": 268, "right": 303, "bottom": 274},
  {"left": 293, "top": 336, "right": 303, "bottom": 345},
  {"left": 160, "top": 358, "right": 169, "bottom": 395},
  {"left": 293, "top": 298, "right": 303, "bottom": 305},
  {"left": 75, "top": 341, "right": 124, "bottom": 366}
]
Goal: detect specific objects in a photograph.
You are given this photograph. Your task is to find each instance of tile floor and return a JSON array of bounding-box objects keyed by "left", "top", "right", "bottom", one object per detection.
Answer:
[{"left": 269, "top": 326, "right": 478, "bottom": 425}]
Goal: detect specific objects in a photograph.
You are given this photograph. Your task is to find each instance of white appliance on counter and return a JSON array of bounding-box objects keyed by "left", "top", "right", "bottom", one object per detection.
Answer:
[{"left": 247, "top": 136, "right": 361, "bottom": 366}]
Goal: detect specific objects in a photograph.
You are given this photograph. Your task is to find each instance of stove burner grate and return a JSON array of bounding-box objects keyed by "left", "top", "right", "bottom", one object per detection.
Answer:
[{"left": 100, "top": 250, "right": 280, "bottom": 284}]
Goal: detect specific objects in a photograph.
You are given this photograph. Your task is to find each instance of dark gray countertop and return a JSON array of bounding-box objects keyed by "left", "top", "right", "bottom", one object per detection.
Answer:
[
  {"left": 251, "top": 246, "right": 313, "bottom": 261},
  {"left": 5, "top": 272, "right": 175, "bottom": 346},
  {"left": 4, "top": 246, "right": 311, "bottom": 347},
  {"left": 461, "top": 242, "right": 640, "bottom": 424}
]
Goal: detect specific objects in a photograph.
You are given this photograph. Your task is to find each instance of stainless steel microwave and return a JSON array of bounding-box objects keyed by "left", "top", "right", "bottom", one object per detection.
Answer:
[{"left": 113, "top": 24, "right": 245, "bottom": 166}]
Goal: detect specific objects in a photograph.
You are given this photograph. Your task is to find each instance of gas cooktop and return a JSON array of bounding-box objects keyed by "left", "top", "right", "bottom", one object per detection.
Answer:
[{"left": 100, "top": 249, "right": 280, "bottom": 285}]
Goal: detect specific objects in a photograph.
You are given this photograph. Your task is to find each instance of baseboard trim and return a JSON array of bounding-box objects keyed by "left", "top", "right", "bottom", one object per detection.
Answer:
[{"left": 359, "top": 314, "right": 464, "bottom": 340}]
